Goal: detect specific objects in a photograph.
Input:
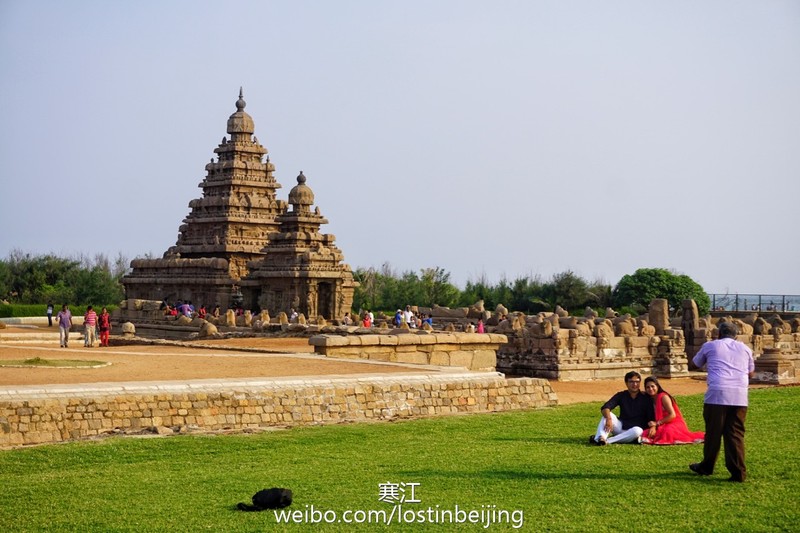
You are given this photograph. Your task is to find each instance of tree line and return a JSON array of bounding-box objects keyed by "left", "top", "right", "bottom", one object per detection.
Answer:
[
  {"left": 0, "top": 250, "right": 127, "bottom": 306},
  {"left": 0, "top": 251, "right": 710, "bottom": 316},
  {"left": 353, "top": 264, "right": 710, "bottom": 316}
]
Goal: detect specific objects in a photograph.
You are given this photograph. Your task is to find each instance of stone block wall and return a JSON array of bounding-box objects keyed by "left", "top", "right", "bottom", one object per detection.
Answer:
[
  {"left": 0, "top": 374, "right": 556, "bottom": 447},
  {"left": 497, "top": 327, "right": 689, "bottom": 381},
  {"left": 309, "top": 333, "right": 507, "bottom": 371}
]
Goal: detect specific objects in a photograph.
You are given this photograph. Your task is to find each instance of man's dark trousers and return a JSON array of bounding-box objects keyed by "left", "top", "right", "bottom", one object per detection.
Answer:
[{"left": 699, "top": 403, "right": 747, "bottom": 481}]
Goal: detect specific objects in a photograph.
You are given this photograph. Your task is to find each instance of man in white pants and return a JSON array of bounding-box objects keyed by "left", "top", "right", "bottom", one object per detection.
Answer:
[{"left": 590, "top": 371, "right": 653, "bottom": 445}]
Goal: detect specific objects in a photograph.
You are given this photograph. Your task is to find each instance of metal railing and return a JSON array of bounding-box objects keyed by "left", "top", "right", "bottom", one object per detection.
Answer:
[{"left": 708, "top": 294, "right": 800, "bottom": 313}]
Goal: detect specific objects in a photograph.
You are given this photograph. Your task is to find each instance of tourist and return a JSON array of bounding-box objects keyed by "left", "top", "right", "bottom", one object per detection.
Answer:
[
  {"left": 197, "top": 304, "right": 207, "bottom": 320},
  {"left": 362, "top": 311, "right": 372, "bottom": 328},
  {"left": 640, "top": 376, "right": 704, "bottom": 445},
  {"left": 589, "top": 371, "right": 653, "bottom": 445},
  {"left": 212, "top": 305, "right": 220, "bottom": 318},
  {"left": 289, "top": 308, "right": 298, "bottom": 322},
  {"left": 368, "top": 309, "right": 374, "bottom": 325},
  {"left": 476, "top": 318, "right": 485, "bottom": 333},
  {"left": 97, "top": 307, "right": 111, "bottom": 347},
  {"left": 56, "top": 304, "right": 72, "bottom": 348},
  {"left": 46, "top": 301, "right": 54, "bottom": 327},
  {"left": 690, "top": 321, "right": 754, "bottom": 482},
  {"left": 403, "top": 305, "right": 413, "bottom": 327},
  {"left": 394, "top": 309, "right": 403, "bottom": 327},
  {"left": 84, "top": 305, "right": 98, "bottom": 347},
  {"left": 342, "top": 312, "right": 352, "bottom": 326},
  {"left": 423, "top": 314, "right": 433, "bottom": 327}
]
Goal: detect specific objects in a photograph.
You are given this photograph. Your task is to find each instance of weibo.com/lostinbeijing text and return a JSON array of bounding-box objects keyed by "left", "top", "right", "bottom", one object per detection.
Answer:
[
  {"left": 273, "top": 481, "right": 524, "bottom": 529},
  {"left": 273, "top": 504, "right": 524, "bottom": 528}
]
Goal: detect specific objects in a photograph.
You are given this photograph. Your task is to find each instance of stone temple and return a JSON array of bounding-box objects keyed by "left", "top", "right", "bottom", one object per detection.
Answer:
[{"left": 122, "top": 90, "right": 357, "bottom": 320}]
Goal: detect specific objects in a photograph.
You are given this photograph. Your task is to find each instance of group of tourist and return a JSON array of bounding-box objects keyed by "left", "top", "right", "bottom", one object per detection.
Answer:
[
  {"left": 591, "top": 322, "right": 755, "bottom": 482},
  {"left": 392, "top": 305, "right": 433, "bottom": 328},
  {"left": 163, "top": 301, "right": 221, "bottom": 320},
  {"left": 53, "top": 304, "right": 111, "bottom": 348}
]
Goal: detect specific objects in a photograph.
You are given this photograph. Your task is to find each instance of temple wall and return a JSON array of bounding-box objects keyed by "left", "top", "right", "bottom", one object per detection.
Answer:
[
  {"left": 0, "top": 375, "right": 556, "bottom": 447},
  {"left": 496, "top": 328, "right": 689, "bottom": 381},
  {"left": 309, "top": 333, "right": 507, "bottom": 371}
]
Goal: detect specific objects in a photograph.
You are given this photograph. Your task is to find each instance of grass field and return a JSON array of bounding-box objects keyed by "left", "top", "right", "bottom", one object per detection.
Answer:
[{"left": 1, "top": 387, "right": 797, "bottom": 532}]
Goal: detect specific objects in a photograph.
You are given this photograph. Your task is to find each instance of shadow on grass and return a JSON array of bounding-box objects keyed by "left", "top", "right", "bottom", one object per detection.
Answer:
[
  {"left": 492, "top": 436, "right": 592, "bottom": 445},
  {"left": 396, "top": 468, "right": 727, "bottom": 483}
]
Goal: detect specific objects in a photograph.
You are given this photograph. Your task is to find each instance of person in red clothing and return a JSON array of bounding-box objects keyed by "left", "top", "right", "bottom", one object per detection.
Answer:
[
  {"left": 84, "top": 305, "right": 98, "bottom": 347},
  {"left": 362, "top": 312, "right": 372, "bottom": 328},
  {"left": 640, "top": 376, "right": 704, "bottom": 445},
  {"left": 97, "top": 307, "right": 111, "bottom": 347}
]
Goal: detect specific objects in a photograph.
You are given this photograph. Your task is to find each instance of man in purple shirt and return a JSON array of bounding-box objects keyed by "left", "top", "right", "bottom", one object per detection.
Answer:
[
  {"left": 690, "top": 321, "right": 755, "bottom": 482},
  {"left": 56, "top": 304, "right": 72, "bottom": 348}
]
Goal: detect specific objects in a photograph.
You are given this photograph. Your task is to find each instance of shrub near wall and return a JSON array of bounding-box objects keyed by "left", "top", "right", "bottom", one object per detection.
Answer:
[
  {"left": 0, "top": 304, "right": 46, "bottom": 318},
  {"left": 0, "top": 304, "right": 118, "bottom": 318}
]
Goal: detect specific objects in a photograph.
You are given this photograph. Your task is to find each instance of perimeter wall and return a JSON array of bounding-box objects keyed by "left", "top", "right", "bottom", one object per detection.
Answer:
[{"left": 0, "top": 374, "right": 557, "bottom": 447}]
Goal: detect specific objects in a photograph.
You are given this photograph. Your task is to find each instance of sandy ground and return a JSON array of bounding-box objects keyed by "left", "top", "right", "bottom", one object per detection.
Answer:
[{"left": 0, "top": 325, "right": 717, "bottom": 403}]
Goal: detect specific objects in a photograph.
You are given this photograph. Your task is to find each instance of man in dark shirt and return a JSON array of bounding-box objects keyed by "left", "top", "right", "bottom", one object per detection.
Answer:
[{"left": 589, "top": 371, "right": 653, "bottom": 445}]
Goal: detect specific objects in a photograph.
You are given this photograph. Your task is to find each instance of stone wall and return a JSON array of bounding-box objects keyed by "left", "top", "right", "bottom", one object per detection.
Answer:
[
  {"left": 309, "top": 333, "right": 507, "bottom": 371},
  {"left": 494, "top": 300, "right": 690, "bottom": 381},
  {"left": 0, "top": 374, "right": 556, "bottom": 447},
  {"left": 497, "top": 328, "right": 688, "bottom": 381}
]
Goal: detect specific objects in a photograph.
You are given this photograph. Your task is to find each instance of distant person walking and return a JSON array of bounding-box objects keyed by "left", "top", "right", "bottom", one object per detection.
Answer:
[
  {"left": 56, "top": 304, "right": 72, "bottom": 348},
  {"left": 98, "top": 307, "right": 111, "bottom": 347},
  {"left": 46, "top": 302, "right": 54, "bottom": 327},
  {"left": 690, "top": 321, "right": 755, "bottom": 482},
  {"left": 84, "top": 305, "right": 98, "bottom": 347}
]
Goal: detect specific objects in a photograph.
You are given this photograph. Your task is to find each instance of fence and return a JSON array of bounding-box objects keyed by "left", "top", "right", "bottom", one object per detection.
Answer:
[{"left": 707, "top": 294, "right": 800, "bottom": 313}]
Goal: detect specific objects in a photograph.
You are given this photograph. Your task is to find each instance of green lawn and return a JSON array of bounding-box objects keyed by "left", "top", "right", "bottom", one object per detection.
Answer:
[{"left": 1, "top": 387, "right": 797, "bottom": 532}]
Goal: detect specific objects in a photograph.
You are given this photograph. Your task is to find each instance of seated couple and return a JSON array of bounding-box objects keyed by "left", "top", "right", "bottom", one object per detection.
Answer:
[{"left": 589, "top": 371, "right": 704, "bottom": 446}]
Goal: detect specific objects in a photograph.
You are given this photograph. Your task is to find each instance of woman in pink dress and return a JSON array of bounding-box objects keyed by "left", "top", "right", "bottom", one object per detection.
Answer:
[{"left": 641, "top": 376, "right": 704, "bottom": 445}]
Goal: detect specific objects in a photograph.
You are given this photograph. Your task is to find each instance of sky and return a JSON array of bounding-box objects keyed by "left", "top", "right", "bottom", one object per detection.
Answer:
[{"left": 1, "top": 1, "right": 798, "bottom": 295}]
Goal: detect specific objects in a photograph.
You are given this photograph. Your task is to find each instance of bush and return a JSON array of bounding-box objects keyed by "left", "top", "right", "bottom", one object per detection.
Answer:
[
  {"left": 0, "top": 304, "right": 118, "bottom": 318},
  {"left": 0, "top": 304, "right": 46, "bottom": 318},
  {"left": 612, "top": 268, "right": 710, "bottom": 316}
]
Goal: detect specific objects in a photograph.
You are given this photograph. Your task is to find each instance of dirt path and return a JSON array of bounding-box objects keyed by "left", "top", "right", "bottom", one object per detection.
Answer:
[
  {"left": 0, "top": 327, "right": 749, "bottom": 404},
  {"left": 0, "top": 337, "right": 429, "bottom": 386}
]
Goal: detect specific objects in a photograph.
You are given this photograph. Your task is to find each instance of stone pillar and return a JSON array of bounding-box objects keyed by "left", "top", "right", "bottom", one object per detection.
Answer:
[
  {"left": 649, "top": 299, "right": 670, "bottom": 336},
  {"left": 682, "top": 299, "right": 700, "bottom": 366}
]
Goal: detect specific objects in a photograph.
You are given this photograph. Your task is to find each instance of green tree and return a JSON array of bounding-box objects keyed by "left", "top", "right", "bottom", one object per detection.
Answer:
[
  {"left": 418, "top": 267, "right": 460, "bottom": 308},
  {"left": 611, "top": 268, "right": 710, "bottom": 315},
  {"left": 0, "top": 250, "right": 125, "bottom": 306},
  {"left": 540, "top": 270, "right": 590, "bottom": 312},
  {"left": 459, "top": 273, "right": 492, "bottom": 308},
  {"left": 586, "top": 278, "right": 613, "bottom": 310}
]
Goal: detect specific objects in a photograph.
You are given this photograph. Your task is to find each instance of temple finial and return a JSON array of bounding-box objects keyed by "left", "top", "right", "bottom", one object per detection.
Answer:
[{"left": 235, "top": 87, "right": 246, "bottom": 112}]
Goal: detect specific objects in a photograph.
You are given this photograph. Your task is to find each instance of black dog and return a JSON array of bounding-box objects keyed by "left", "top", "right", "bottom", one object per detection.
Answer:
[{"left": 237, "top": 488, "right": 293, "bottom": 511}]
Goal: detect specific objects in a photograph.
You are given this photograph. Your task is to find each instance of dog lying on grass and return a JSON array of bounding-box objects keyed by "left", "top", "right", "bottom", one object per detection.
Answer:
[{"left": 237, "top": 488, "right": 293, "bottom": 511}]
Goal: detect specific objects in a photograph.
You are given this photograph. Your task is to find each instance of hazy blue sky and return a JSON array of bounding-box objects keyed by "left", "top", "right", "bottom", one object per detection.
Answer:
[{"left": 1, "top": 1, "right": 798, "bottom": 295}]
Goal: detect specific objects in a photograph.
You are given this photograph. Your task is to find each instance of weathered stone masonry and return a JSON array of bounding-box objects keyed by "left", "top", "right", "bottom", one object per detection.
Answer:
[
  {"left": 309, "top": 332, "right": 507, "bottom": 371},
  {"left": 0, "top": 375, "right": 557, "bottom": 447}
]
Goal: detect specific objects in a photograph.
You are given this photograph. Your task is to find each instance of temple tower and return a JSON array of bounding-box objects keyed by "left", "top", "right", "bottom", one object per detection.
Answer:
[
  {"left": 244, "top": 172, "right": 357, "bottom": 320},
  {"left": 168, "top": 88, "right": 286, "bottom": 280},
  {"left": 122, "top": 90, "right": 357, "bottom": 320}
]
